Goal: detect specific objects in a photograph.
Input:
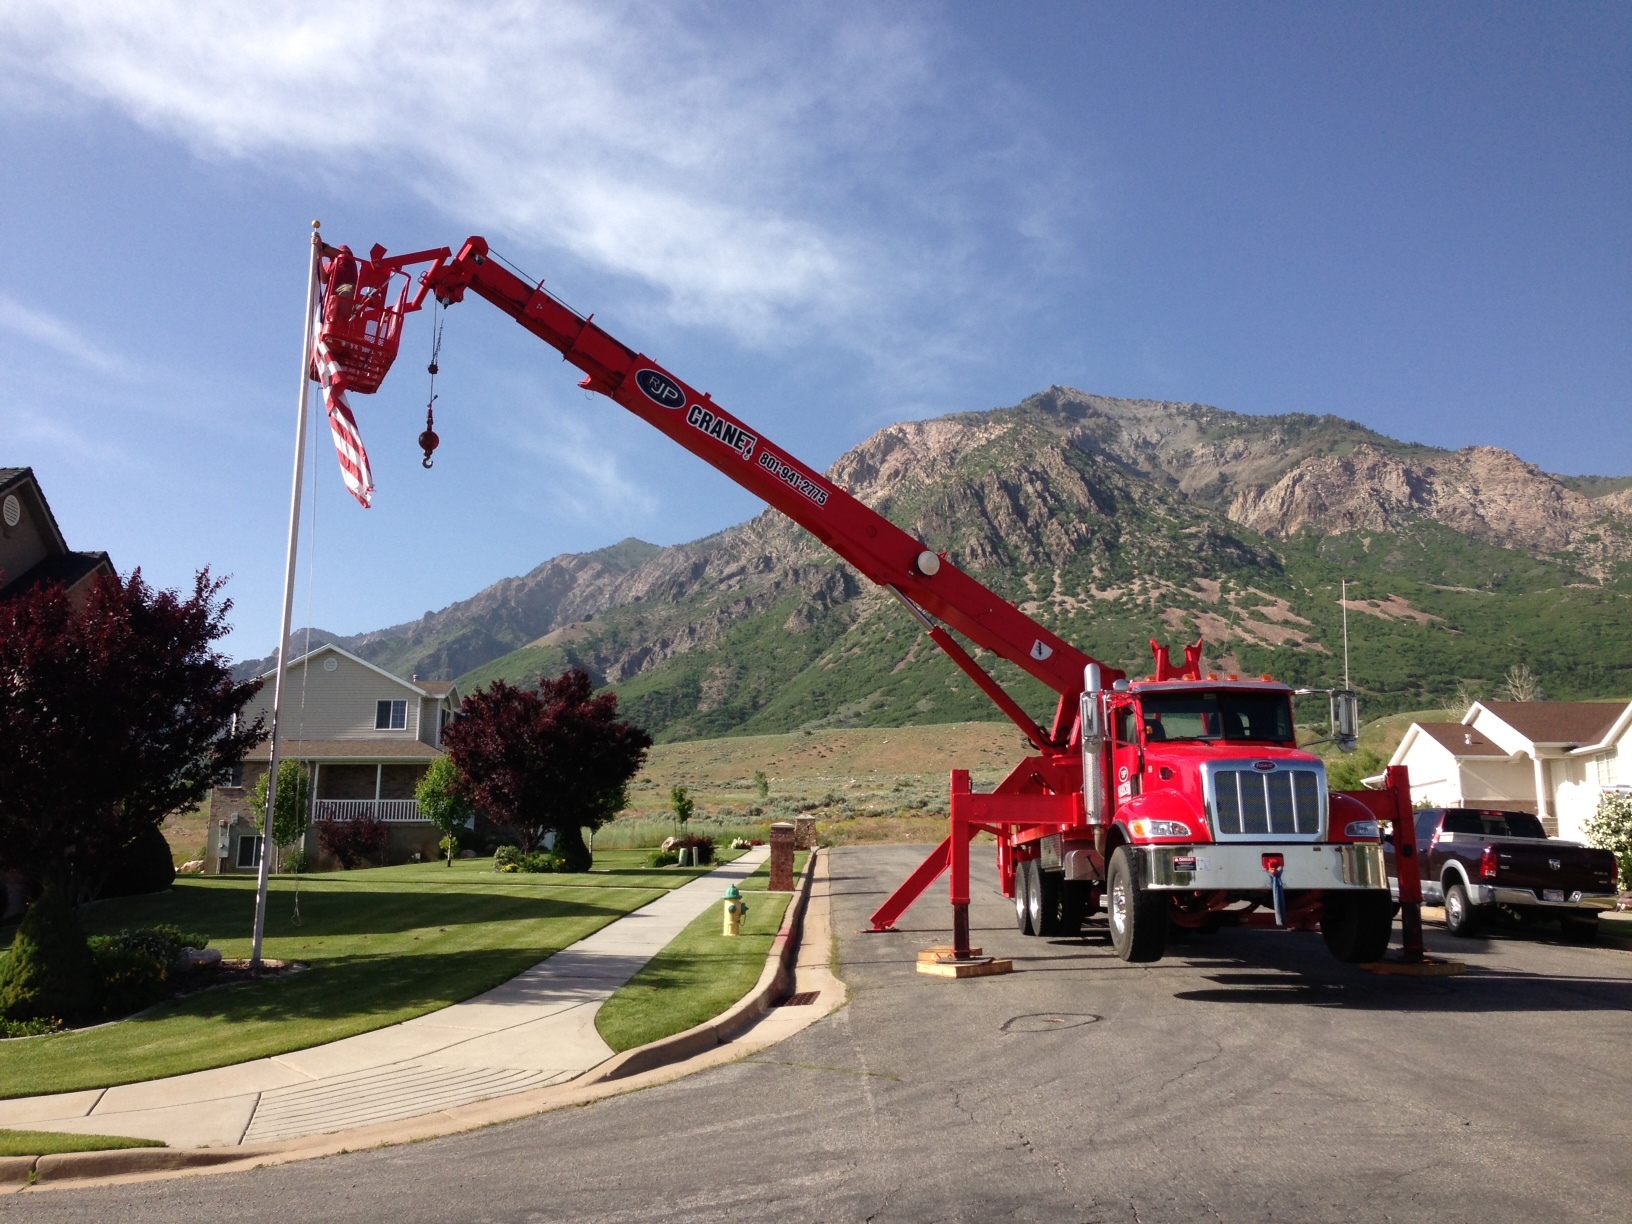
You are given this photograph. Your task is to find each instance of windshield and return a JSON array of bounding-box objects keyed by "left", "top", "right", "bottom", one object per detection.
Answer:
[{"left": 1139, "top": 691, "right": 1295, "bottom": 745}]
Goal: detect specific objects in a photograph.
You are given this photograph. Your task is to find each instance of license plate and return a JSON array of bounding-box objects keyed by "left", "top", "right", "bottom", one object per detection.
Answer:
[{"left": 1543, "top": 889, "right": 1565, "bottom": 903}]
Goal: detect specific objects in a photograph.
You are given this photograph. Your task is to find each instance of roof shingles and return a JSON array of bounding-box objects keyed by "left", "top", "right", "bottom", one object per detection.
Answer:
[{"left": 1478, "top": 701, "right": 1625, "bottom": 747}]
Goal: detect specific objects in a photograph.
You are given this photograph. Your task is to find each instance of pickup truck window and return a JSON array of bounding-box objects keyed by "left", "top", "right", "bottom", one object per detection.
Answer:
[
  {"left": 1140, "top": 692, "right": 1294, "bottom": 744},
  {"left": 1442, "top": 810, "right": 1547, "bottom": 839}
]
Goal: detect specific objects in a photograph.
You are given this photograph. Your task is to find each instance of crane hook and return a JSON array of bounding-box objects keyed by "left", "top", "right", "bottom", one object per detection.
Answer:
[{"left": 419, "top": 402, "right": 439, "bottom": 468}]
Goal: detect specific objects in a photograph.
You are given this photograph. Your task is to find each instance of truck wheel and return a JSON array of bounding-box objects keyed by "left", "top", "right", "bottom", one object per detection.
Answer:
[
  {"left": 1321, "top": 892, "right": 1394, "bottom": 963},
  {"left": 1107, "top": 846, "right": 1167, "bottom": 963},
  {"left": 1031, "top": 867, "right": 1063, "bottom": 936},
  {"left": 1014, "top": 859, "right": 1035, "bottom": 935},
  {"left": 1443, "top": 883, "right": 1480, "bottom": 937},
  {"left": 1559, "top": 916, "right": 1599, "bottom": 944}
]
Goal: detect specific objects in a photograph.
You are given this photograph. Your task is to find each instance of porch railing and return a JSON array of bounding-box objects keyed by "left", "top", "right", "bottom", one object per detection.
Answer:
[{"left": 313, "top": 799, "right": 425, "bottom": 824}]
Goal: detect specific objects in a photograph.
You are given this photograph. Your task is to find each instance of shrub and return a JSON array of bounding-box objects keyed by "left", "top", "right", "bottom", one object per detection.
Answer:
[
  {"left": 0, "top": 887, "right": 99, "bottom": 1023},
  {"left": 438, "top": 835, "right": 460, "bottom": 864},
  {"left": 97, "top": 823, "right": 178, "bottom": 900},
  {"left": 280, "top": 847, "right": 310, "bottom": 874},
  {"left": 1586, "top": 791, "right": 1632, "bottom": 890},
  {"left": 89, "top": 938, "right": 170, "bottom": 1018},
  {"left": 492, "top": 846, "right": 566, "bottom": 873},
  {"left": 0, "top": 1016, "right": 62, "bottom": 1038},
  {"left": 647, "top": 849, "right": 679, "bottom": 867},
  {"left": 494, "top": 845, "right": 524, "bottom": 872},
  {"left": 315, "top": 813, "right": 388, "bottom": 869}
]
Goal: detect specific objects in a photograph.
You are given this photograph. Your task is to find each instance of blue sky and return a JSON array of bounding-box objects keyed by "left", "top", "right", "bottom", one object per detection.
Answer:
[{"left": 1, "top": 2, "right": 1626, "bottom": 661}]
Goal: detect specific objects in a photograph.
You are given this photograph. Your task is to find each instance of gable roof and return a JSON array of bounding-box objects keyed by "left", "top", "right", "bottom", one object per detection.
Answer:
[
  {"left": 1468, "top": 701, "right": 1626, "bottom": 748},
  {"left": 260, "top": 642, "right": 457, "bottom": 701},
  {"left": 1411, "top": 721, "right": 1510, "bottom": 758},
  {"left": 0, "top": 467, "right": 70, "bottom": 553}
]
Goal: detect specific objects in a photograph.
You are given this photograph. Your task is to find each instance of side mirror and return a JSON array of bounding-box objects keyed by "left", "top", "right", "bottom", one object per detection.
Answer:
[{"left": 1332, "top": 689, "right": 1359, "bottom": 754}]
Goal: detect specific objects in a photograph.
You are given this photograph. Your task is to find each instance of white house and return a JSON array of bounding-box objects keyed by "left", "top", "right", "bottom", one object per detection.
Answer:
[
  {"left": 208, "top": 644, "right": 461, "bottom": 871},
  {"left": 1385, "top": 700, "right": 1631, "bottom": 841}
]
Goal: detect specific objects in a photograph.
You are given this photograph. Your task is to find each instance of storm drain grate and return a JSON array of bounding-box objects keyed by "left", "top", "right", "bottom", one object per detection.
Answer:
[{"left": 776, "top": 991, "right": 820, "bottom": 1007}]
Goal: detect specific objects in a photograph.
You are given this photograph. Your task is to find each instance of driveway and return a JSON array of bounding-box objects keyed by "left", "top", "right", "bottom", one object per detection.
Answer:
[{"left": 10, "top": 844, "right": 1632, "bottom": 1222}]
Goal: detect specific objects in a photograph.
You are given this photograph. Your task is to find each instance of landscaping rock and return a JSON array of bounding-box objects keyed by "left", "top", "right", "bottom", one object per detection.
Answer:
[{"left": 175, "top": 947, "right": 223, "bottom": 971}]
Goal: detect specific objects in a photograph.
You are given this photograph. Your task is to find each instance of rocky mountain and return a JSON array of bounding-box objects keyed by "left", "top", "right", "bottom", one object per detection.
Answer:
[{"left": 239, "top": 388, "right": 1632, "bottom": 738}]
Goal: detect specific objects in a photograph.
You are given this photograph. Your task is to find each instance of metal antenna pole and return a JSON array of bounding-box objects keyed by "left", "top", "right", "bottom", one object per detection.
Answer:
[
  {"left": 252, "top": 221, "right": 323, "bottom": 968},
  {"left": 1341, "top": 578, "right": 1351, "bottom": 691}
]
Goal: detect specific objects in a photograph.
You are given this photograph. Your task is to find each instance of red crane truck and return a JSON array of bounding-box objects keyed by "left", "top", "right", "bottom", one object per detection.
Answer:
[{"left": 313, "top": 234, "right": 1417, "bottom": 968}]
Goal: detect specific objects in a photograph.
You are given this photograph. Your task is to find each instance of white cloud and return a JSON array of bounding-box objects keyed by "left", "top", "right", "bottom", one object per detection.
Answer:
[
  {"left": 0, "top": 2, "right": 1081, "bottom": 359},
  {"left": 0, "top": 291, "right": 131, "bottom": 374}
]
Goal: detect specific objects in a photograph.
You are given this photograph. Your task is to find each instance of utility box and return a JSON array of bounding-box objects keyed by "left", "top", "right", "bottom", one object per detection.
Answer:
[{"left": 768, "top": 821, "right": 796, "bottom": 891}]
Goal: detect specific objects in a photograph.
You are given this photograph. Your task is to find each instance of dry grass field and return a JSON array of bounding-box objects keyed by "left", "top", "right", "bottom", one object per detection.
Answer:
[{"left": 606, "top": 721, "right": 1025, "bottom": 846}]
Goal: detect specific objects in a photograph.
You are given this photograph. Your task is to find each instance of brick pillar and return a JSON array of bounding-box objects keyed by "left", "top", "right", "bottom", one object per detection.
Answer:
[
  {"left": 793, "top": 815, "right": 816, "bottom": 850},
  {"left": 768, "top": 821, "right": 796, "bottom": 892}
]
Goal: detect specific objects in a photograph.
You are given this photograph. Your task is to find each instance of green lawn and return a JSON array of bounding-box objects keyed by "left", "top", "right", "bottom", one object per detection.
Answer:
[
  {"left": 0, "top": 1130, "right": 164, "bottom": 1157},
  {"left": 595, "top": 852, "right": 806, "bottom": 1053},
  {"left": 0, "top": 851, "right": 736, "bottom": 1100}
]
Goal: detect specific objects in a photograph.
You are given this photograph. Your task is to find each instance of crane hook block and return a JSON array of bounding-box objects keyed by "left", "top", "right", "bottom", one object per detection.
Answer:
[{"left": 419, "top": 405, "right": 439, "bottom": 468}]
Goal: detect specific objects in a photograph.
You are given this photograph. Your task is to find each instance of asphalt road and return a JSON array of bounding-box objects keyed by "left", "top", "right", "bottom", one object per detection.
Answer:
[{"left": 10, "top": 844, "right": 1632, "bottom": 1223}]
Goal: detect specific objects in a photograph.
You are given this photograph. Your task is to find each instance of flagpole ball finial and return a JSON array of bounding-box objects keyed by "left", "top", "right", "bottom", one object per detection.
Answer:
[{"left": 312, "top": 219, "right": 322, "bottom": 230}]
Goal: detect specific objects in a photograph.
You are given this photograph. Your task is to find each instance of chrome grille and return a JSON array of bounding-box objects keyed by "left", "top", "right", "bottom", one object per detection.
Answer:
[{"left": 1207, "top": 763, "right": 1325, "bottom": 840}]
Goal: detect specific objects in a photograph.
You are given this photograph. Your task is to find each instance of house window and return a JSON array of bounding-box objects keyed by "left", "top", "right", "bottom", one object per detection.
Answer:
[
  {"left": 376, "top": 699, "right": 407, "bottom": 730},
  {"left": 225, "top": 762, "right": 244, "bottom": 789},
  {"left": 236, "top": 835, "right": 263, "bottom": 869},
  {"left": 1597, "top": 753, "right": 1619, "bottom": 788}
]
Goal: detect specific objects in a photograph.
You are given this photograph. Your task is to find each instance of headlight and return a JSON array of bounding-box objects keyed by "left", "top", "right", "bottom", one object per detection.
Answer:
[
  {"left": 1344, "top": 820, "right": 1380, "bottom": 840},
  {"left": 1129, "top": 819, "right": 1192, "bottom": 839}
]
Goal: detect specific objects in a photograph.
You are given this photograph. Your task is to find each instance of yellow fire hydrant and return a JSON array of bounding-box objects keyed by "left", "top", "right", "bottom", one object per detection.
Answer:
[{"left": 722, "top": 883, "right": 748, "bottom": 937}]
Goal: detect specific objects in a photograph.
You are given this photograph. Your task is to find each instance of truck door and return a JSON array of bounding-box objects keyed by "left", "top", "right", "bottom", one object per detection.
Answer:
[{"left": 1112, "top": 699, "right": 1141, "bottom": 811}]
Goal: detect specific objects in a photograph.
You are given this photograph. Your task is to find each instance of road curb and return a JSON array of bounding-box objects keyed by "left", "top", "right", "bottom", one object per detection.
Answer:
[
  {"left": 584, "top": 846, "right": 818, "bottom": 1082},
  {"left": 5, "top": 848, "right": 829, "bottom": 1195}
]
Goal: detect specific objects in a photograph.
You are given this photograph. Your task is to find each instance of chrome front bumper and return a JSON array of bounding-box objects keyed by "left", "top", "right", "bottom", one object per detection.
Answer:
[{"left": 1138, "top": 843, "right": 1387, "bottom": 892}]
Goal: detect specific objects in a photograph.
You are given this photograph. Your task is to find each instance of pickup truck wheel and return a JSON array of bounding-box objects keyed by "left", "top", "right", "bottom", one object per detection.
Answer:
[
  {"left": 1559, "top": 916, "right": 1600, "bottom": 944},
  {"left": 1107, "top": 846, "right": 1168, "bottom": 963},
  {"left": 1032, "top": 867, "right": 1063, "bottom": 936},
  {"left": 1321, "top": 892, "right": 1394, "bottom": 963},
  {"left": 1443, "top": 882, "right": 1481, "bottom": 937},
  {"left": 1014, "top": 859, "right": 1036, "bottom": 935}
]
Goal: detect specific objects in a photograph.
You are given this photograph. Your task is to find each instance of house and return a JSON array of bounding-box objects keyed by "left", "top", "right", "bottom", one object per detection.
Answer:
[
  {"left": 2, "top": 467, "right": 115, "bottom": 918},
  {"left": 1385, "top": 700, "right": 1631, "bottom": 841},
  {"left": 207, "top": 644, "right": 461, "bottom": 872},
  {"left": 0, "top": 467, "right": 114, "bottom": 605}
]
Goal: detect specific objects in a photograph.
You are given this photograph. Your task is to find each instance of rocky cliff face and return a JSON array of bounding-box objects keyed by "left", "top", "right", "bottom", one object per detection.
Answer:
[{"left": 240, "top": 387, "right": 1632, "bottom": 735}]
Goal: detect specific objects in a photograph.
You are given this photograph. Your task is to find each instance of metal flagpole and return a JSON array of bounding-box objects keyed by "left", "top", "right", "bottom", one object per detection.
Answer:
[{"left": 252, "top": 221, "right": 323, "bottom": 968}]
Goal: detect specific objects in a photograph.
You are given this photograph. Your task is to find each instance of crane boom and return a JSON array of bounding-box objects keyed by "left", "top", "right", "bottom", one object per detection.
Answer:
[{"left": 418, "top": 236, "right": 1122, "bottom": 745}]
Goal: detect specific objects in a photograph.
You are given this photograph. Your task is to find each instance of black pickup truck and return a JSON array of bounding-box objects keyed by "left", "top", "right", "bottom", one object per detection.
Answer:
[{"left": 1384, "top": 807, "right": 1619, "bottom": 941}]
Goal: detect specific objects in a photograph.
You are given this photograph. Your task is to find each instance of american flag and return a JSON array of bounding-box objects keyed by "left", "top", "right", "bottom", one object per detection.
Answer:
[{"left": 312, "top": 338, "right": 375, "bottom": 509}]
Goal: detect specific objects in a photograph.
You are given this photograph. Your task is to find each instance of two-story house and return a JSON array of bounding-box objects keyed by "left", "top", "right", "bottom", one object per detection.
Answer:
[
  {"left": 2, "top": 466, "right": 115, "bottom": 919},
  {"left": 0, "top": 467, "right": 114, "bottom": 605},
  {"left": 208, "top": 644, "right": 461, "bottom": 872}
]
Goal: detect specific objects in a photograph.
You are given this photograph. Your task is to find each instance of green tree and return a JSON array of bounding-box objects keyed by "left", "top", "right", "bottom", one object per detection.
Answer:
[
  {"left": 754, "top": 771, "right": 769, "bottom": 800},
  {"left": 670, "top": 784, "right": 694, "bottom": 829},
  {"left": 1327, "top": 747, "right": 1385, "bottom": 792},
  {"left": 416, "top": 755, "right": 475, "bottom": 866},
  {"left": 248, "top": 759, "right": 313, "bottom": 863},
  {"left": 0, "top": 886, "right": 98, "bottom": 1022}
]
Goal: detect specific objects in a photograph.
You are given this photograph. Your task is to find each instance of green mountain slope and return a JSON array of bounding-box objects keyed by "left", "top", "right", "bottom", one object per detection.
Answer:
[{"left": 451, "top": 390, "right": 1632, "bottom": 740}]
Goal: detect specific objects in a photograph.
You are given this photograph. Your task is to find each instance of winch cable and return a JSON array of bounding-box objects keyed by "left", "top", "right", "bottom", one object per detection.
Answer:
[{"left": 421, "top": 299, "right": 444, "bottom": 467}]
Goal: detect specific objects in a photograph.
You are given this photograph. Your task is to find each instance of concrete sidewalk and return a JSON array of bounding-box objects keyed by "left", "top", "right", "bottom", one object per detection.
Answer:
[{"left": 0, "top": 847, "right": 769, "bottom": 1148}]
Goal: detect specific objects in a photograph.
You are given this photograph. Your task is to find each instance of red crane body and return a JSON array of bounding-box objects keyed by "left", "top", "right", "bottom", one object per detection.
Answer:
[{"left": 314, "top": 237, "right": 1423, "bottom": 967}]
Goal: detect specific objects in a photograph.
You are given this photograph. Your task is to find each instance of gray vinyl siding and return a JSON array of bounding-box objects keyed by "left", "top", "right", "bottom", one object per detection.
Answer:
[{"left": 245, "top": 650, "right": 438, "bottom": 743}]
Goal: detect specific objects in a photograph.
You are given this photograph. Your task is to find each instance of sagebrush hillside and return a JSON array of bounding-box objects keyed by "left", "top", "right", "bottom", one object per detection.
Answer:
[{"left": 241, "top": 388, "right": 1632, "bottom": 740}]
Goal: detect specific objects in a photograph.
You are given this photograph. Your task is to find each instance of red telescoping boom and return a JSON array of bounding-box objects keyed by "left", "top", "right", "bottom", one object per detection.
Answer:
[{"left": 311, "top": 239, "right": 1135, "bottom": 966}]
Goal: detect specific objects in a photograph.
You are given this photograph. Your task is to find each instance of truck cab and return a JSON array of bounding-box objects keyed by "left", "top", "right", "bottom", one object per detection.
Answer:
[{"left": 1013, "top": 677, "right": 1393, "bottom": 965}]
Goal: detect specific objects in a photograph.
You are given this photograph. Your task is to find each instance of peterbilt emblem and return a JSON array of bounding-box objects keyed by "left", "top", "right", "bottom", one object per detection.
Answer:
[
  {"left": 1118, "top": 765, "right": 1130, "bottom": 782},
  {"left": 635, "top": 368, "right": 685, "bottom": 408},
  {"left": 1550, "top": 858, "right": 1562, "bottom": 871},
  {"left": 1253, "top": 761, "right": 1275, "bottom": 772}
]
